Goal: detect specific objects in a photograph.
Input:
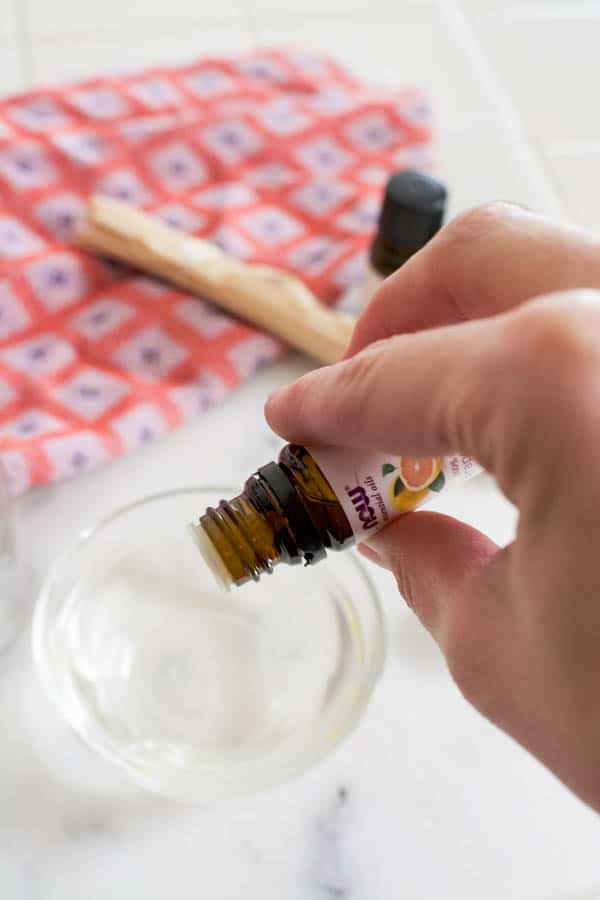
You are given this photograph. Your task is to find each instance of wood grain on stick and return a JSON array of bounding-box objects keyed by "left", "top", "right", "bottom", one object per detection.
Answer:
[{"left": 76, "top": 196, "right": 357, "bottom": 364}]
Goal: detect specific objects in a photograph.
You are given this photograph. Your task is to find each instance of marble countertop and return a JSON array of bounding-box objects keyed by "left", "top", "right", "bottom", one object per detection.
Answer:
[{"left": 2, "top": 352, "right": 600, "bottom": 900}]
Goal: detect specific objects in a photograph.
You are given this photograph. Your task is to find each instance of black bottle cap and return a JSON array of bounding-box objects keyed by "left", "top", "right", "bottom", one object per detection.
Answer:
[
  {"left": 378, "top": 170, "right": 447, "bottom": 248},
  {"left": 258, "top": 462, "right": 327, "bottom": 566}
]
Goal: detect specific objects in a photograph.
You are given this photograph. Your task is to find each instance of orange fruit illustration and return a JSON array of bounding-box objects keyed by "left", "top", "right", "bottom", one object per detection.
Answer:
[
  {"left": 398, "top": 456, "right": 441, "bottom": 492},
  {"left": 386, "top": 456, "right": 444, "bottom": 513}
]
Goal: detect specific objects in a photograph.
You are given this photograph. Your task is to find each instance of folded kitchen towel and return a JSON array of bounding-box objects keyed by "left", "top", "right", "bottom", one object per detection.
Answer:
[{"left": 0, "top": 49, "right": 431, "bottom": 496}]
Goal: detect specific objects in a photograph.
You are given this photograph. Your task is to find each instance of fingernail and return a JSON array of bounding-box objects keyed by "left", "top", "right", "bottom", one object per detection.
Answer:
[
  {"left": 358, "top": 542, "right": 382, "bottom": 565},
  {"left": 364, "top": 532, "right": 387, "bottom": 557},
  {"left": 361, "top": 531, "right": 392, "bottom": 565}
]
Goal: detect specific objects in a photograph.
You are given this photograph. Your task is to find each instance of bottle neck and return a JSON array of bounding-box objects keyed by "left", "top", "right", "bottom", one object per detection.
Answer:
[
  {"left": 198, "top": 463, "right": 326, "bottom": 588},
  {"left": 199, "top": 482, "right": 283, "bottom": 587}
]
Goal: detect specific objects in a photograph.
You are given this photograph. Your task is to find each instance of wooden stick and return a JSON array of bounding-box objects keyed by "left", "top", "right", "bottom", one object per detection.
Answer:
[{"left": 76, "top": 196, "right": 357, "bottom": 365}]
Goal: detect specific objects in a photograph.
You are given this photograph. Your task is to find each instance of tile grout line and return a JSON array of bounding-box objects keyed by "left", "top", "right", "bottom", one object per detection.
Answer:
[
  {"left": 11, "top": 0, "right": 33, "bottom": 88},
  {"left": 444, "top": 0, "right": 570, "bottom": 221}
]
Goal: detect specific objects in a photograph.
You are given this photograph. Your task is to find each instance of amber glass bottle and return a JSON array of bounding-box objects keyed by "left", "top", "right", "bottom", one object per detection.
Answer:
[
  {"left": 191, "top": 444, "right": 478, "bottom": 589},
  {"left": 193, "top": 445, "right": 352, "bottom": 589},
  {"left": 192, "top": 178, "right": 460, "bottom": 591}
]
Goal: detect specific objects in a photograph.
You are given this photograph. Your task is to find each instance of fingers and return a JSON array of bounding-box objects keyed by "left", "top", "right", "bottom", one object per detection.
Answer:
[
  {"left": 360, "top": 512, "right": 498, "bottom": 633},
  {"left": 266, "top": 312, "right": 503, "bottom": 468},
  {"left": 360, "top": 512, "right": 510, "bottom": 719},
  {"left": 266, "top": 290, "right": 600, "bottom": 497},
  {"left": 347, "top": 203, "right": 600, "bottom": 356}
]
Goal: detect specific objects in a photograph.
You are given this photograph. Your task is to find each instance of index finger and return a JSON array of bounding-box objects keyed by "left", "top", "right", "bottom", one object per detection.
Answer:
[
  {"left": 267, "top": 290, "right": 600, "bottom": 510},
  {"left": 267, "top": 312, "right": 503, "bottom": 467}
]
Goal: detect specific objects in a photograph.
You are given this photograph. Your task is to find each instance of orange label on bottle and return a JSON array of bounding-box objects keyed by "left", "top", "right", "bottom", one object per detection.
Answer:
[{"left": 308, "top": 447, "right": 481, "bottom": 537}]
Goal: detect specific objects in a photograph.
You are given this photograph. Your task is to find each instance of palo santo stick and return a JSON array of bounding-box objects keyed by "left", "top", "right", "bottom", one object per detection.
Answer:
[{"left": 76, "top": 195, "right": 357, "bottom": 365}]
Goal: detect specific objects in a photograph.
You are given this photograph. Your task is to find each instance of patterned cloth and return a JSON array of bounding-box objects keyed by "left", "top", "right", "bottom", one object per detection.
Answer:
[{"left": 0, "top": 49, "right": 430, "bottom": 496}]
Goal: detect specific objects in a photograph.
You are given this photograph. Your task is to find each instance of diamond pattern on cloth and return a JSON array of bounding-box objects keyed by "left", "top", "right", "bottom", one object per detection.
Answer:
[{"left": 0, "top": 49, "right": 431, "bottom": 495}]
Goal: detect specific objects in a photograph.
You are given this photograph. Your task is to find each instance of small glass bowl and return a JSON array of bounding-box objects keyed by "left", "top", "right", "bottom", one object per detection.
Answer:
[{"left": 33, "top": 488, "right": 385, "bottom": 802}]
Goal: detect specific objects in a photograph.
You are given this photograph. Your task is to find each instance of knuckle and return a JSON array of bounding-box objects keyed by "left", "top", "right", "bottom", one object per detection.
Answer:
[
  {"left": 432, "top": 202, "right": 531, "bottom": 318},
  {"left": 491, "top": 293, "right": 600, "bottom": 496},
  {"left": 446, "top": 201, "right": 523, "bottom": 245},
  {"left": 393, "top": 564, "right": 422, "bottom": 619},
  {"left": 506, "top": 294, "right": 600, "bottom": 391},
  {"left": 331, "top": 344, "right": 385, "bottom": 429}
]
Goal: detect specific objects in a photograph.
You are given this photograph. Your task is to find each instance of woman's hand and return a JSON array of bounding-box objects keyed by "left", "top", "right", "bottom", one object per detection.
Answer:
[{"left": 266, "top": 203, "right": 600, "bottom": 813}]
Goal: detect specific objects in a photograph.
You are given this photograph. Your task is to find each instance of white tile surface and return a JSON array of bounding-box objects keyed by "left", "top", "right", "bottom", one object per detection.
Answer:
[
  {"left": 439, "top": 132, "right": 564, "bottom": 222},
  {"left": 460, "top": 0, "right": 600, "bottom": 11},
  {"left": 0, "top": 0, "right": 16, "bottom": 42},
  {"left": 25, "top": 0, "right": 242, "bottom": 37},
  {"left": 245, "top": 0, "right": 428, "bottom": 16},
  {"left": 29, "top": 29, "right": 253, "bottom": 85},
  {"left": 544, "top": 145, "right": 600, "bottom": 233},
  {"left": 0, "top": 46, "right": 24, "bottom": 94},
  {"left": 472, "top": 8, "right": 600, "bottom": 142},
  {"left": 253, "top": 9, "right": 511, "bottom": 138}
]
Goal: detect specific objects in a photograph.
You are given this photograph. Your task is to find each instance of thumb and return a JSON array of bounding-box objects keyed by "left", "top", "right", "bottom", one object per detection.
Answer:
[{"left": 360, "top": 511, "right": 501, "bottom": 654}]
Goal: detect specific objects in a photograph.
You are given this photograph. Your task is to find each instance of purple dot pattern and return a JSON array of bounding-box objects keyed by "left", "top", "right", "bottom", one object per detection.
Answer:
[{"left": 0, "top": 50, "right": 430, "bottom": 495}]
